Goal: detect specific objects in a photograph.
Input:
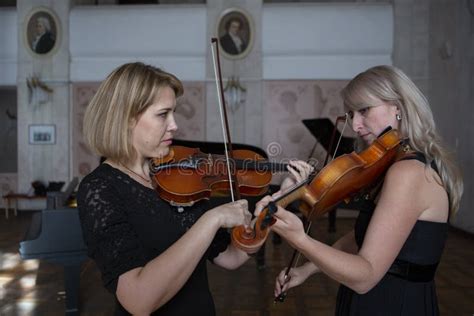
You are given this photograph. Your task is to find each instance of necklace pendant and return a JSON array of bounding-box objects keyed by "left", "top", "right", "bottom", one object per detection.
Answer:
[{"left": 122, "top": 164, "right": 151, "bottom": 183}]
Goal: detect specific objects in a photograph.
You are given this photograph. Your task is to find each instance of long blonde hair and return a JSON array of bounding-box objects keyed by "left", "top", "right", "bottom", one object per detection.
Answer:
[
  {"left": 341, "top": 65, "right": 463, "bottom": 217},
  {"left": 83, "top": 62, "right": 183, "bottom": 164}
]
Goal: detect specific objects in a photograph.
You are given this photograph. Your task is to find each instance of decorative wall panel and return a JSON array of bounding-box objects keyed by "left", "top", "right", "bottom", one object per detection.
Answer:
[
  {"left": 72, "top": 83, "right": 100, "bottom": 178},
  {"left": 263, "top": 80, "right": 353, "bottom": 184}
]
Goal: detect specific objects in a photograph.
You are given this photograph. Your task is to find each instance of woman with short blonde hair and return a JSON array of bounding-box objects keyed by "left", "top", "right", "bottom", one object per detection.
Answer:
[{"left": 83, "top": 62, "right": 183, "bottom": 164}]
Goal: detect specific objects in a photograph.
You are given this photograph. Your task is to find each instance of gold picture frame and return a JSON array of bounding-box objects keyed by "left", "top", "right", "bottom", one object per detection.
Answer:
[
  {"left": 24, "top": 7, "right": 60, "bottom": 57},
  {"left": 217, "top": 8, "right": 254, "bottom": 60}
]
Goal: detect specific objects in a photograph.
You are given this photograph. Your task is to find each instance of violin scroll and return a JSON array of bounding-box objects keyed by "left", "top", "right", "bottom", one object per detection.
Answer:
[{"left": 231, "top": 202, "right": 278, "bottom": 254}]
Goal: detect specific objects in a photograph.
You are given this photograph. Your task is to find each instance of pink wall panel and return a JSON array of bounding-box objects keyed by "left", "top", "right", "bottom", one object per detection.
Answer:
[{"left": 262, "top": 80, "right": 352, "bottom": 184}]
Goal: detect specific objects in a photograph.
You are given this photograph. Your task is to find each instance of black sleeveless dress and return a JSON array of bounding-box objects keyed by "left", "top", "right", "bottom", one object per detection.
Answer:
[{"left": 335, "top": 153, "right": 448, "bottom": 316}]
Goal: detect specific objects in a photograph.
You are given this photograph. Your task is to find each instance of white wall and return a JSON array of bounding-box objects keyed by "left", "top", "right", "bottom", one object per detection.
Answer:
[
  {"left": 0, "top": 4, "right": 393, "bottom": 85},
  {"left": 1, "top": 4, "right": 393, "bottom": 83},
  {"left": 69, "top": 5, "right": 207, "bottom": 82},
  {"left": 65, "top": 4, "right": 392, "bottom": 81},
  {"left": 262, "top": 3, "right": 393, "bottom": 79}
]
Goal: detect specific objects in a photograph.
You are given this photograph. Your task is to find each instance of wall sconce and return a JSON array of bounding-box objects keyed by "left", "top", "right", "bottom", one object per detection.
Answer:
[
  {"left": 224, "top": 76, "right": 246, "bottom": 113},
  {"left": 27, "top": 76, "right": 53, "bottom": 106}
]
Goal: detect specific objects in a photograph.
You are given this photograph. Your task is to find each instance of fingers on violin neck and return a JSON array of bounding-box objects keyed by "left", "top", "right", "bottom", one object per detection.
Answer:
[
  {"left": 260, "top": 210, "right": 275, "bottom": 229},
  {"left": 268, "top": 202, "right": 278, "bottom": 215}
]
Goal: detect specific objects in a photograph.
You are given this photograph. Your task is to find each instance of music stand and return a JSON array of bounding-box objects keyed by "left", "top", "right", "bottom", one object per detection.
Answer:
[
  {"left": 302, "top": 118, "right": 355, "bottom": 157},
  {"left": 302, "top": 118, "right": 356, "bottom": 233}
]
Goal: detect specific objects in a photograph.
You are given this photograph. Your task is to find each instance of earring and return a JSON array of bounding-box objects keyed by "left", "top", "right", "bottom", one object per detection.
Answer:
[{"left": 396, "top": 114, "right": 402, "bottom": 121}]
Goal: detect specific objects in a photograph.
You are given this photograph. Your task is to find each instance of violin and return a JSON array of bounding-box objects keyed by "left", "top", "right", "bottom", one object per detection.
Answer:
[
  {"left": 231, "top": 128, "right": 405, "bottom": 254},
  {"left": 149, "top": 145, "right": 289, "bottom": 206}
]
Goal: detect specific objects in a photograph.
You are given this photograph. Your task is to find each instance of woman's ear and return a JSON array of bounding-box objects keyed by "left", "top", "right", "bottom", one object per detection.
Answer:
[
  {"left": 395, "top": 107, "right": 402, "bottom": 122},
  {"left": 129, "top": 117, "right": 137, "bottom": 129}
]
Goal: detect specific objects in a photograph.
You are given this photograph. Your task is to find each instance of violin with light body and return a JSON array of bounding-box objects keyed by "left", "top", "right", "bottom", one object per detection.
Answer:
[{"left": 231, "top": 128, "right": 406, "bottom": 254}]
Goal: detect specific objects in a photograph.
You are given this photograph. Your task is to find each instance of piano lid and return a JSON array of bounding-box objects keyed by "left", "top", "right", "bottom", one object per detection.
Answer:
[
  {"left": 302, "top": 118, "right": 355, "bottom": 157},
  {"left": 19, "top": 208, "right": 87, "bottom": 264}
]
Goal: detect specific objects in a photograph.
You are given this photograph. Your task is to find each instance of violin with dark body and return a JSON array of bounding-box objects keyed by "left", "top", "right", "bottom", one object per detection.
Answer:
[{"left": 149, "top": 145, "right": 290, "bottom": 207}]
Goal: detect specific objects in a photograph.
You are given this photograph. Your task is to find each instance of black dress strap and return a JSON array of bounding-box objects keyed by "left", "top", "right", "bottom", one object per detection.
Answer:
[
  {"left": 398, "top": 151, "right": 439, "bottom": 174},
  {"left": 388, "top": 259, "right": 439, "bottom": 282}
]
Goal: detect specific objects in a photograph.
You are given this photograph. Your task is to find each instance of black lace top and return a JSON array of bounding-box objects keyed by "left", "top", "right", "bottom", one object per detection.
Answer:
[{"left": 77, "top": 163, "right": 230, "bottom": 315}]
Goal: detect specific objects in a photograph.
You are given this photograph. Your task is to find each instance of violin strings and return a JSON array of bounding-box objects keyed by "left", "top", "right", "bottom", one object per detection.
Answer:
[{"left": 276, "top": 177, "right": 310, "bottom": 201}]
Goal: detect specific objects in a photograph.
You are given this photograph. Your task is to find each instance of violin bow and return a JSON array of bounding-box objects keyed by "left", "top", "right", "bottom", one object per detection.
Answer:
[
  {"left": 275, "top": 113, "right": 349, "bottom": 303},
  {"left": 210, "top": 38, "right": 241, "bottom": 201}
]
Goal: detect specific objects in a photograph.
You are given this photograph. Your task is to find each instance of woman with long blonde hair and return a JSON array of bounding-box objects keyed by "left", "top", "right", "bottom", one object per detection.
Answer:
[{"left": 260, "top": 65, "right": 463, "bottom": 315}]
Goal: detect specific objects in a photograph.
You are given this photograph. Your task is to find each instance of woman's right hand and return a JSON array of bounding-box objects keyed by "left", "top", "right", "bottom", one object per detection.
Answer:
[
  {"left": 280, "top": 160, "right": 314, "bottom": 192},
  {"left": 274, "top": 263, "right": 315, "bottom": 298},
  {"left": 211, "top": 199, "right": 251, "bottom": 229}
]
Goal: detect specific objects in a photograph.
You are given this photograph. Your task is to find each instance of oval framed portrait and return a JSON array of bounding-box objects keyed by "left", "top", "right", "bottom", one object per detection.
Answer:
[
  {"left": 24, "top": 7, "right": 60, "bottom": 57},
  {"left": 217, "top": 8, "right": 254, "bottom": 60}
]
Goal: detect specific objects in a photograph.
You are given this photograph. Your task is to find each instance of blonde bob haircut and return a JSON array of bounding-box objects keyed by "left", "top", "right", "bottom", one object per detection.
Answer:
[
  {"left": 83, "top": 62, "right": 183, "bottom": 164},
  {"left": 341, "top": 65, "right": 463, "bottom": 217}
]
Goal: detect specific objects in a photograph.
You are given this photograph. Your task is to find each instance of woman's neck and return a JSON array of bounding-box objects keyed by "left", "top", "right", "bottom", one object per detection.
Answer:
[{"left": 106, "top": 159, "right": 153, "bottom": 187}]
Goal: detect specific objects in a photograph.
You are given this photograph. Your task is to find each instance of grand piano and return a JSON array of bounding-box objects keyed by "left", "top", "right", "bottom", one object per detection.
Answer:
[{"left": 19, "top": 178, "right": 86, "bottom": 316}]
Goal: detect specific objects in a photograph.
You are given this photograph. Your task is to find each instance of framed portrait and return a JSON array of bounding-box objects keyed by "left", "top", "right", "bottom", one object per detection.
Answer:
[
  {"left": 29, "top": 124, "right": 56, "bottom": 145},
  {"left": 217, "top": 8, "right": 254, "bottom": 60},
  {"left": 24, "top": 7, "right": 60, "bottom": 57}
]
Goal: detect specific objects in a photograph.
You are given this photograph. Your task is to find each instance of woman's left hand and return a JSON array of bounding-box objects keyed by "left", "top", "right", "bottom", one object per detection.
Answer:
[
  {"left": 254, "top": 196, "right": 306, "bottom": 249},
  {"left": 280, "top": 160, "right": 314, "bottom": 192},
  {"left": 270, "top": 206, "right": 306, "bottom": 249}
]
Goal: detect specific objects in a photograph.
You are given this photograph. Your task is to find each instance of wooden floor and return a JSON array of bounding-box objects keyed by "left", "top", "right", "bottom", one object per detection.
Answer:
[{"left": 1, "top": 211, "right": 473, "bottom": 316}]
